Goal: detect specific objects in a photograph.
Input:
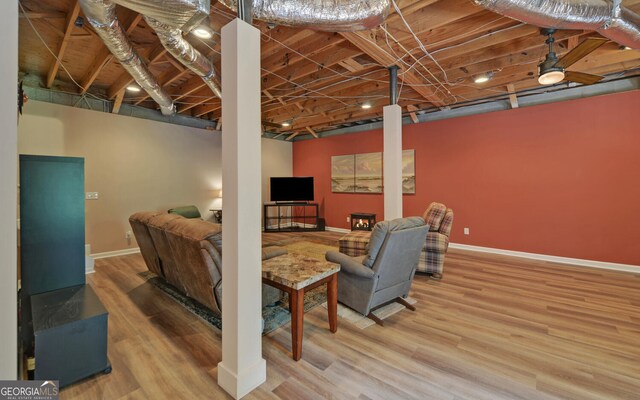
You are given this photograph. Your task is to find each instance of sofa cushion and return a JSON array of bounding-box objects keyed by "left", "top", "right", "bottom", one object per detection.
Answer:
[
  {"left": 439, "top": 209, "right": 454, "bottom": 237},
  {"left": 163, "top": 218, "right": 222, "bottom": 241},
  {"left": 364, "top": 216, "right": 426, "bottom": 268},
  {"left": 422, "top": 202, "right": 447, "bottom": 232},
  {"left": 129, "top": 210, "right": 164, "bottom": 224},
  {"left": 168, "top": 205, "right": 201, "bottom": 219}
]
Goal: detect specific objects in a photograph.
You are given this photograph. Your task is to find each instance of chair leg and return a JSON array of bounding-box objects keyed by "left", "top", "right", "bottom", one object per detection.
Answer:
[
  {"left": 366, "top": 312, "right": 384, "bottom": 326},
  {"left": 430, "top": 273, "right": 442, "bottom": 280},
  {"left": 396, "top": 297, "right": 416, "bottom": 311}
]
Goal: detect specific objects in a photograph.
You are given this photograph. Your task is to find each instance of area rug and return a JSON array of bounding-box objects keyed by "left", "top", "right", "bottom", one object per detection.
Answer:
[
  {"left": 138, "top": 240, "right": 339, "bottom": 335},
  {"left": 322, "top": 297, "right": 418, "bottom": 329}
]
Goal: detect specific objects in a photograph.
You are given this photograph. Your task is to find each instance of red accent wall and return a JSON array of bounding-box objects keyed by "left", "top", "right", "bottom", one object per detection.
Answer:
[{"left": 293, "top": 90, "right": 640, "bottom": 266}]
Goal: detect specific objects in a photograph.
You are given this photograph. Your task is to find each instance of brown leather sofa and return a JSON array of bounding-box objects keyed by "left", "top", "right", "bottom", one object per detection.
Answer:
[{"left": 129, "top": 211, "right": 286, "bottom": 317}]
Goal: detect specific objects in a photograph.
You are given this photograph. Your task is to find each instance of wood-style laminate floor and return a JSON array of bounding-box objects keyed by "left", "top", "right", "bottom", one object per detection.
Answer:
[{"left": 61, "top": 232, "right": 640, "bottom": 399}]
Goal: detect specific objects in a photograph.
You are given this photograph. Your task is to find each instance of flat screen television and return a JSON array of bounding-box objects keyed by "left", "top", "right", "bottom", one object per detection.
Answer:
[{"left": 270, "top": 177, "right": 314, "bottom": 202}]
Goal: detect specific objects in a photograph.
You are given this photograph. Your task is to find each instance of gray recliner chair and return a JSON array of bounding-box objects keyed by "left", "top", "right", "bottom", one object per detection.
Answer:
[{"left": 326, "top": 216, "right": 429, "bottom": 325}]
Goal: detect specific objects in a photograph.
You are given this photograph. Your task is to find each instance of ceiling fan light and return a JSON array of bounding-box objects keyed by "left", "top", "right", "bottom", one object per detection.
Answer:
[{"left": 538, "top": 70, "right": 565, "bottom": 85}]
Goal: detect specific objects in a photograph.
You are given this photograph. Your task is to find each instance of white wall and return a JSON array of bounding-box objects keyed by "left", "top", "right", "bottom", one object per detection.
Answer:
[
  {"left": 0, "top": 1, "right": 18, "bottom": 378},
  {"left": 19, "top": 101, "right": 292, "bottom": 254}
]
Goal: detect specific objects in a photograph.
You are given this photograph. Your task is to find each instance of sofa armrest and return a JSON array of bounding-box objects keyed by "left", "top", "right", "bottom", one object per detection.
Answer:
[
  {"left": 326, "top": 251, "right": 374, "bottom": 278},
  {"left": 262, "top": 246, "right": 287, "bottom": 260}
]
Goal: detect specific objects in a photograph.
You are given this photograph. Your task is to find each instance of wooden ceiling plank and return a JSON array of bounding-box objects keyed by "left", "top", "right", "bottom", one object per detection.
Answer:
[
  {"left": 305, "top": 127, "right": 318, "bottom": 138},
  {"left": 45, "top": 1, "right": 81, "bottom": 88}
]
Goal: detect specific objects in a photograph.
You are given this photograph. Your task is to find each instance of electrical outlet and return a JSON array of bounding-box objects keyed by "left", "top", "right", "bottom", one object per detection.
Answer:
[
  {"left": 125, "top": 230, "right": 132, "bottom": 240},
  {"left": 464, "top": 227, "right": 470, "bottom": 235},
  {"left": 85, "top": 192, "right": 99, "bottom": 200},
  {"left": 346, "top": 216, "right": 350, "bottom": 223}
]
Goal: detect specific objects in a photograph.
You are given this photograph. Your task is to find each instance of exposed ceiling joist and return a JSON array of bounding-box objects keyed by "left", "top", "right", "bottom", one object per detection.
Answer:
[
  {"left": 45, "top": 1, "right": 80, "bottom": 88},
  {"left": 406, "top": 105, "right": 419, "bottom": 123},
  {"left": 506, "top": 83, "right": 519, "bottom": 109},
  {"left": 340, "top": 31, "right": 446, "bottom": 107}
]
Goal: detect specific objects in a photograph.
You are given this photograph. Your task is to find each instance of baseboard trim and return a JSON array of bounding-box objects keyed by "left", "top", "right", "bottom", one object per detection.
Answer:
[
  {"left": 326, "top": 226, "right": 350, "bottom": 234},
  {"left": 91, "top": 248, "right": 141, "bottom": 259},
  {"left": 449, "top": 243, "right": 640, "bottom": 273}
]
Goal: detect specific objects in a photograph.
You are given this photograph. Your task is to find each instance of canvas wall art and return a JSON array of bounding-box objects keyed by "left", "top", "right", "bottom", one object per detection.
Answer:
[
  {"left": 402, "top": 149, "right": 416, "bottom": 194},
  {"left": 355, "top": 152, "right": 382, "bottom": 193},
  {"left": 331, "top": 154, "right": 355, "bottom": 193},
  {"left": 331, "top": 150, "right": 415, "bottom": 194}
]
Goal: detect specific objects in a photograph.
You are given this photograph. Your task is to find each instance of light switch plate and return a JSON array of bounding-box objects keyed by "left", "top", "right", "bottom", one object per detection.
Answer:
[{"left": 85, "top": 192, "right": 99, "bottom": 200}]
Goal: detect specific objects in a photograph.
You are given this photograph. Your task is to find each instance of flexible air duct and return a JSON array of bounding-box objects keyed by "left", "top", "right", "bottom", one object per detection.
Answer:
[
  {"left": 112, "top": 0, "right": 209, "bottom": 31},
  {"left": 474, "top": 0, "right": 640, "bottom": 49},
  {"left": 217, "top": 0, "right": 391, "bottom": 31},
  {"left": 144, "top": 16, "right": 222, "bottom": 99},
  {"left": 79, "top": 0, "right": 175, "bottom": 115}
]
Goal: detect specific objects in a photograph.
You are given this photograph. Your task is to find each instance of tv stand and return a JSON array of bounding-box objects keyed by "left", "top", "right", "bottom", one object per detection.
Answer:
[{"left": 264, "top": 202, "right": 319, "bottom": 232}]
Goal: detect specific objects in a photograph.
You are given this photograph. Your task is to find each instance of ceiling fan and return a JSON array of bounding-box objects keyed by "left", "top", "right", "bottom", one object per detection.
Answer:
[{"left": 538, "top": 28, "right": 608, "bottom": 86}]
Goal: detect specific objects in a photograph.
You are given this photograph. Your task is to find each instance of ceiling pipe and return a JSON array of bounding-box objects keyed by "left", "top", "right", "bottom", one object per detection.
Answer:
[
  {"left": 238, "top": 0, "right": 253, "bottom": 24},
  {"left": 79, "top": 0, "right": 175, "bottom": 115},
  {"left": 388, "top": 65, "right": 399, "bottom": 105},
  {"left": 474, "top": 0, "right": 640, "bottom": 49},
  {"left": 217, "top": 0, "right": 391, "bottom": 31}
]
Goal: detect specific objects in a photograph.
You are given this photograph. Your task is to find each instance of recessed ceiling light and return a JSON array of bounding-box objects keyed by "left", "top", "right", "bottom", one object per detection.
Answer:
[
  {"left": 281, "top": 122, "right": 291, "bottom": 127},
  {"left": 193, "top": 27, "right": 212, "bottom": 39},
  {"left": 474, "top": 72, "right": 493, "bottom": 84},
  {"left": 126, "top": 85, "right": 141, "bottom": 92},
  {"left": 361, "top": 103, "right": 372, "bottom": 109}
]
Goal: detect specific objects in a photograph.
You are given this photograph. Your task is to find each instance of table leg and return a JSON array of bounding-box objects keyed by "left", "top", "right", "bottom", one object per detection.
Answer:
[
  {"left": 290, "top": 288, "right": 304, "bottom": 361},
  {"left": 327, "top": 274, "right": 338, "bottom": 333}
]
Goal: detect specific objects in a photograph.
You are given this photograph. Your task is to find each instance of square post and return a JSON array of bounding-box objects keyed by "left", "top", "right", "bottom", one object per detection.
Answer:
[
  {"left": 383, "top": 104, "right": 403, "bottom": 220},
  {"left": 217, "top": 18, "right": 266, "bottom": 399}
]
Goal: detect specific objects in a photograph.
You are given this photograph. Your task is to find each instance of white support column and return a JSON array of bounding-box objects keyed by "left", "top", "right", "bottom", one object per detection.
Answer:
[
  {"left": 383, "top": 104, "right": 403, "bottom": 220},
  {"left": 217, "top": 18, "right": 266, "bottom": 399},
  {"left": 0, "top": 1, "right": 18, "bottom": 379}
]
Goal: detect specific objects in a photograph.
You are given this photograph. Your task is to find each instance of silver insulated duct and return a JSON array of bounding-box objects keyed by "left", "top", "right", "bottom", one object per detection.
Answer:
[
  {"left": 144, "top": 16, "right": 222, "bottom": 99},
  {"left": 112, "top": 0, "right": 209, "bottom": 31},
  {"left": 218, "top": 0, "right": 391, "bottom": 31},
  {"left": 474, "top": 0, "right": 640, "bottom": 49},
  {"left": 80, "top": 0, "right": 175, "bottom": 115}
]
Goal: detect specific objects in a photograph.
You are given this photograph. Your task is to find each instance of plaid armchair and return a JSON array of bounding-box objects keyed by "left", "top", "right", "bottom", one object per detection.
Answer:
[{"left": 418, "top": 202, "right": 454, "bottom": 278}]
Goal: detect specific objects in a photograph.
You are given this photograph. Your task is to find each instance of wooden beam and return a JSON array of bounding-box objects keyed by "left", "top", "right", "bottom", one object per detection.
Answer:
[
  {"left": 45, "top": 1, "right": 80, "bottom": 88},
  {"left": 20, "top": 11, "right": 66, "bottom": 19},
  {"left": 305, "top": 127, "right": 318, "bottom": 138},
  {"left": 340, "top": 31, "right": 446, "bottom": 107},
  {"left": 286, "top": 132, "right": 300, "bottom": 140},
  {"left": 406, "top": 105, "right": 419, "bottom": 123},
  {"left": 112, "top": 89, "right": 125, "bottom": 114},
  {"left": 506, "top": 84, "right": 519, "bottom": 109},
  {"left": 79, "top": 14, "right": 142, "bottom": 94}
]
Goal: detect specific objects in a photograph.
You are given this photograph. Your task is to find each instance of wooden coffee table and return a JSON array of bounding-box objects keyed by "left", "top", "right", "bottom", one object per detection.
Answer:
[{"left": 262, "top": 253, "right": 340, "bottom": 361}]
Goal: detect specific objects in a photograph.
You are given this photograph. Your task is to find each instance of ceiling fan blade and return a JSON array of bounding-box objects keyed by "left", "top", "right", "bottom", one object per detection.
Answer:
[
  {"left": 554, "top": 37, "right": 608, "bottom": 69},
  {"left": 564, "top": 71, "right": 605, "bottom": 85}
]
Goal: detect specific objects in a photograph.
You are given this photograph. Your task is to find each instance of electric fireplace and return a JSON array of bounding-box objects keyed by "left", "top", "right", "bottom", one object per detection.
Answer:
[{"left": 351, "top": 213, "right": 376, "bottom": 231}]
